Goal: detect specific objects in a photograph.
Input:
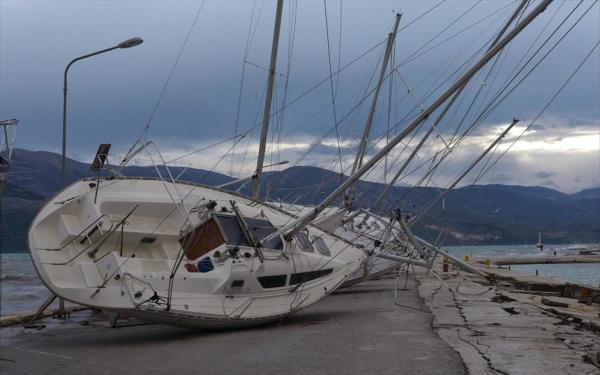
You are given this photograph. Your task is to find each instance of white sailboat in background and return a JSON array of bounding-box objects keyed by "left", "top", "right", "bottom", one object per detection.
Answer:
[
  {"left": 27, "top": 0, "right": 560, "bottom": 328},
  {"left": 0, "top": 118, "right": 19, "bottom": 200}
]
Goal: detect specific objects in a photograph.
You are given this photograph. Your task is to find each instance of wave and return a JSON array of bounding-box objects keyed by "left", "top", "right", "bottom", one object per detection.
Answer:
[{"left": 0, "top": 274, "right": 36, "bottom": 282}]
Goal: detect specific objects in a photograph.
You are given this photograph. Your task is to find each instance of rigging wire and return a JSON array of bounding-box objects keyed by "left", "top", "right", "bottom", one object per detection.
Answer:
[
  {"left": 230, "top": 0, "right": 259, "bottom": 176},
  {"left": 287, "top": 6, "right": 506, "bottom": 204},
  {"left": 323, "top": 0, "right": 344, "bottom": 176},
  {"left": 399, "top": 1, "right": 517, "bottom": 67},
  {"left": 384, "top": 40, "right": 395, "bottom": 184},
  {"left": 433, "top": 0, "right": 592, "bottom": 182},
  {"left": 401, "top": 0, "right": 484, "bottom": 67},
  {"left": 335, "top": 0, "right": 343, "bottom": 97},
  {"left": 475, "top": 39, "right": 600, "bottom": 184},
  {"left": 429, "top": 1, "right": 533, "bottom": 184},
  {"left": 165, "top": 133, "right": 246, "bottom": 165},
  {"left": 473, "top": 0, "right": 591, "bottom": 128},
  {"left": 234, "top": 0, "right": 452, "bottom": 143},
  {"left": 415, "top": 1, "right": 583, "bottom": 188},
  {"left": 401, "top": 0, "right": 597, "bottom": 215},
  {"left": 122, "top": 0, "right": 206, "bottom": 166}
]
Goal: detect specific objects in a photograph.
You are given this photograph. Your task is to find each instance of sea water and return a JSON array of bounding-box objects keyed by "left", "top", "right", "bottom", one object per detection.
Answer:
[
  {"left": 1, "top": 252, "right": 53, "bottom": 317},
  {"left": 444, "top": 244, "right": 600, "bottom": 288},
  {"left": 1, "top": 245, "right": 599, "bottom": 317}
]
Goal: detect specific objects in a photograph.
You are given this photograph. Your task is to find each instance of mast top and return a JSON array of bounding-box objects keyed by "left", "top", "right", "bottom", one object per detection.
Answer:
[{"left": 0, "top": 119, "right": 19, "bottom": 127}]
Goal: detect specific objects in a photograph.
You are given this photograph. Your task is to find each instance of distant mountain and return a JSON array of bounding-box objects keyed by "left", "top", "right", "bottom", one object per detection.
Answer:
[
  {"left": 571, "top": 187, "right": 600, "bottom": 200},
  {"left": 1, "top": 148, "right": 599, "bottom": 252},
  {"left": 4, "top": 149, "right": 233, "bottom": 199}
]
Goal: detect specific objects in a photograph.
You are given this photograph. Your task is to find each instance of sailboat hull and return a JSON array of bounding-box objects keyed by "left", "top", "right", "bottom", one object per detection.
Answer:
[{"left": 28, "top": 177, "right": 365, "bottom": 329}]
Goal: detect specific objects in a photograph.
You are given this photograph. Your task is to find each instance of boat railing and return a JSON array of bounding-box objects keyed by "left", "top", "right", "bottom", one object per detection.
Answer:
[
  {"left": 43, "top": 213, "right": 112, "bottom": 251},
  {"left": 42, "top": 213, "right": 115, "bottom": 265}
]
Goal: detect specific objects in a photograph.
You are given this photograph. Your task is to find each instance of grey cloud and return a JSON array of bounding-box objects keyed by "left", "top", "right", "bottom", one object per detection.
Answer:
[
  {"left": 487, "top": 173, "right": 513, "bottom": 183},
  {"left": 534, "top": 171, "right": 555, "bottom": 179},
  {"left": 1, "top": 1, "right": 598, "bottom": 194},
  {"left": 528, "top": 123, "right": 546, "bottom": 131}
]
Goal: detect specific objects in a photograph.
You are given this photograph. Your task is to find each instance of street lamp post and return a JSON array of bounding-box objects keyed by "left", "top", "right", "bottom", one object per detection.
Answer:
[{"left": 61, "top": 37, "right": 143, "bottom": 187}]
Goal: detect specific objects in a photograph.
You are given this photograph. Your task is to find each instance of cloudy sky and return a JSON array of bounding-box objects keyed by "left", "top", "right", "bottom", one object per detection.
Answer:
[{"left": 1, "top": 0, "right": 598, "bottom": 193}]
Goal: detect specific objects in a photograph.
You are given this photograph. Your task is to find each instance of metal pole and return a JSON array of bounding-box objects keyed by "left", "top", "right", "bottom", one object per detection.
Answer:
[
  {"left": 258, "top": 0, "right": 552, "bottom": 244},
  {"left": 375, "top": 251, "right": 428, "bottom": 268},
  {"left": 62, "top": 46, "right": 118, "bottom": 188},
  {"left": 61, "top": 37, "right": 143, "bottom": 188},
  {"left": 62, "top": 68, "right": 68, "bottom": 188},
  {"left": 253, "top": 0, "right": 284, "bottom": 200}
]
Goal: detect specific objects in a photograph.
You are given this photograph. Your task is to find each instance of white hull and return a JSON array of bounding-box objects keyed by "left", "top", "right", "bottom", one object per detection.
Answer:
[
  {"left": 278, "top": 204, "right": 402, "bottom": 287},
  {"left": 28, "top": 178, "right": 365, "bottom": 328}
]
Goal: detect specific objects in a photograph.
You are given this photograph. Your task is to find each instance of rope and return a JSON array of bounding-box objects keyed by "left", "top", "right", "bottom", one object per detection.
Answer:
[{"left": 122, "top": 1, "right": 206, "bottom": 165}]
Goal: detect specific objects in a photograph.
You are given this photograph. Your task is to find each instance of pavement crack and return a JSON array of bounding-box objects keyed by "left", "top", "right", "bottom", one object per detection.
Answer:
[{"left": 456, "top": 329, "right": 508, "bottom": 375}]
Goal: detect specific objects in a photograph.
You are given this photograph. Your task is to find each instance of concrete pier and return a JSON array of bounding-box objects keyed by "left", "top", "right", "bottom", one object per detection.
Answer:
[
  {"left": 419, "top": 261, "right": 600, "bottom": 374},
  {"left": 477, "top": 254, "right": 600, "bottom": 265},
  {"left": 0, "top": 278, "right": 465, "bottom": 375}
]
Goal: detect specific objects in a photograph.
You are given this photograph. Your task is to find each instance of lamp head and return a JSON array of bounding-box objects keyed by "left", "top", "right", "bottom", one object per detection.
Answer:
[{"left": 118, "top": 37, "right": 144, "bottom": 49}]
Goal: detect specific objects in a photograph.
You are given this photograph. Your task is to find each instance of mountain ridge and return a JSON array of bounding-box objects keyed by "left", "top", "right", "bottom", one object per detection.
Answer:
[{"left": 1, "top": 148, "right": 598, "bottom": 252}]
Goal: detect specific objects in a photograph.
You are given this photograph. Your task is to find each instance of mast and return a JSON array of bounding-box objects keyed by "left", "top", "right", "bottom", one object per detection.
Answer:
[
  {"left": 258, "top": 0, "right": 552, "bottom": 244},
  {"left": 371, "top": 0, "right": 529, "bottom": 211},
  {"left": 352, "top": 13, "right": 401, "bottom": 175},
  {"left": 253, "top": 0, "right": 284, "bottom": 200}
]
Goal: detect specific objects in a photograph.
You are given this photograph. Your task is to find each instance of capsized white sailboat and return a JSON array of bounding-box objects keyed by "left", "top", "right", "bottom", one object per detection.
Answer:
[
  {"left": 28, "top": 0, "right": 368, "bottom": 329},
  {"left": 28, "top": 178, "right": 365, "bottom": 328}
]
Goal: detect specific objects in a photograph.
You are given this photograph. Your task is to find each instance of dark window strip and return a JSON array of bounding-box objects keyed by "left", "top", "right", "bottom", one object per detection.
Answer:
[{"left": 289, "top": 268, "right": 333, "bottom": 285}]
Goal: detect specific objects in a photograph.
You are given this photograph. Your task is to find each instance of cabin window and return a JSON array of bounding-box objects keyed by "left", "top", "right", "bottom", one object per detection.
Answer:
[
  {"left": 180, "top": 218, "right": 225, "bottom": 260},
  {"left": 295, "top": 232, "right": 313, "bottom": 251},
  {"left": 257, "top": 275, "right": 287, "bottom": 288},
  {"left": 214, "top": 213, "right": 283, "bottom": 250},
  {"left": 311, "top": 236, "right": 331, "bottom": 256},
  {"left": 289, "top": 269, "right": 333, "bottom": 285}
]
